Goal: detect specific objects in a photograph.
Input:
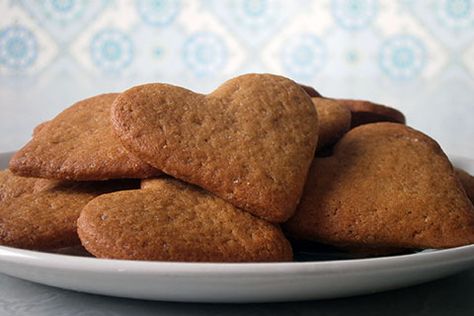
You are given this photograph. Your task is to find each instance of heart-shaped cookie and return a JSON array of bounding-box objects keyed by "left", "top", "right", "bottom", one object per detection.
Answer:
[
  {"left": 313, "top": 98, "right": 351, "bottom": 151},
  {"left": 284, "top": 123, "right": 474, "bottom": 249},
  {"left": 112, "top": 74, "right": 318, "bottom": 222},
  {"left": 78, "top": 178, "right": 293, "bottom": 262},
  {"left": 0, "top": 169, "right": 138, "bottom": 250},
  {"left": 32, "top": 120, "right": 50, "bottom": 137},
  {"left": 331, "top": 98, "right": 405, "bottom": 128},
  {"left": 0, "top": 169, "right": 57, "bottom": 203},
  {"left": 10, "top": 93, "right": 160, "bottom": 180},
  {"left": 456, "top": 168, "right": 474, "bottom": 203},
  {"left": 299, "top": 84, "right": 321, "bottom": 97}
]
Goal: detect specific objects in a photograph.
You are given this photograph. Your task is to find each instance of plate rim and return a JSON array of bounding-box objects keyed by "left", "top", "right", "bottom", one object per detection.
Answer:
[{"left": 1, "top": 244, "right": 474, "bottom": 276}]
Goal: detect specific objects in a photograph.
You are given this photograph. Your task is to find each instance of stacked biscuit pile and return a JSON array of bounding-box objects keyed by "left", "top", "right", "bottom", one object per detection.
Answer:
[{"left": 1, "top": 74, "right": 474, "bottom": 262}]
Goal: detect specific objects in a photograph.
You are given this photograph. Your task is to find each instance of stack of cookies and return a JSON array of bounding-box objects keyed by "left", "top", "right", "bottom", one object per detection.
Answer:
[{"left": 1, "top": 73, "right": 474, "bottom": 262}]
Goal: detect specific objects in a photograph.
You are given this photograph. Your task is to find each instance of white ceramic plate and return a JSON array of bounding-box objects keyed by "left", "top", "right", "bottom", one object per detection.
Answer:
[{"left": 0, "top": 151, "right": 474, "bottom": 303}]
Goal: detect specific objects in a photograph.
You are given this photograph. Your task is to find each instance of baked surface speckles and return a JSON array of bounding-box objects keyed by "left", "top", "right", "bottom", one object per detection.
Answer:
[
  {"left": 112, "top": 74, "right": 318, "bottom": 223},
  {"left": 9, "top": 93, "right": 159, "bottom": 180},
  {"left": 0, "top": 169, "right": 138, "bottom": 250},
  {"left": 456, "top": 168, "right": 474, "bottom": 203},
  {"left": 313, "top": 98, "right": 351, "bottom": 151},
  {"left": 78, "top": 178, "right": 293, "bottom": 262},
  {"left": 285, "top": 123, "right": 474, "bottom": 249},
  {"left": 332, "top": 98, "right": 405, "bottom": 128}
]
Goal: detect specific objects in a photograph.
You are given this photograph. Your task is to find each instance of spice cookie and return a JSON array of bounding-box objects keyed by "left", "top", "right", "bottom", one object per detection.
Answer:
[
  {"left": 456, "top": 168, "right": 474, "bottom": 203},
  {"left": 112, "top": 74, "right": 318, "bottom": 223},
  {"left": 284, "top": 123, "right": 474, "bottom": 249},
  {"left": 32, "top": 120, "right": 50, "bottom": 137},
  {"left": 10, "top": 93, "right": 160, "bottom": 181},
  {"left": 78, "top": 178, "right": 293, "bottom": 262},
  {"left": 0, "top": 169, "right": 138, "bottom": 250},
  {"left": 0, "top": 169, "right": 57, "bottom": 203},
  {"left": 299, "top": 84, "right": 321, "bottom": 97},
  {"left": 313, "top": 98, "right": 351, "bottom": 151},
  {"left": 332, "top": 99, "right": 405, "bottom": 127}
]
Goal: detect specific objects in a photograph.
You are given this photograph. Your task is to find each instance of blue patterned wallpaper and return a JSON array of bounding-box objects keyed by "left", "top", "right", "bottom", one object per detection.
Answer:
[{"left": 0, "top": 0, "right": 473, "bottom": 157}]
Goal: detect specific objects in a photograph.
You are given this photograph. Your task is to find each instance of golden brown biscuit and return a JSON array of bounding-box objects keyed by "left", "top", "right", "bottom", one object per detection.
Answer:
[
  {"left": 456, "top": 168, "right": 474, "bottom": 203},
  {"left": 141, "top": 177, "right": 173, "bottom": 189},
  {"left": 0, "top": 169, "right": 57, "bottom": 203},
  {"left": 331, "top": 98, "right": 406, "bottom": 127},
  {"left": 10, "top": 93, "right": 160, "bottom": 180},
  {"left": 0, "top": 169, "right": 138, "bottom": 250},
  {"left": 112, "top": 74, "right": 319, "bottom": 223},
  {"left": 313, "top": 98, "right": 351, "bottom": 151},
  {"left": 32, "top": 120, "right": 50, "bottom": 137},
  {"left": 299, "top": 84, "right": 321, "bottom": 97},
  {"left": 284, "top": 123, "right": 474, "bottom": 249},
  {"left": 78, "top": 178, "right": 293, "bottom": 262}
]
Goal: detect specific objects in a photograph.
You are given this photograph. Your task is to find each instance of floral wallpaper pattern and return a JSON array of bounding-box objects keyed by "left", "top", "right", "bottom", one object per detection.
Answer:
[{"left": 0, "top": 0, "right": 473, "bottom": 157}]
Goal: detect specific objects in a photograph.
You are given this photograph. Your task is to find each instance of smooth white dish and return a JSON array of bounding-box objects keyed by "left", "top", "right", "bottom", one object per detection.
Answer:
[{"left": 0, "top": 152, "right": 474, "bottom": 303}]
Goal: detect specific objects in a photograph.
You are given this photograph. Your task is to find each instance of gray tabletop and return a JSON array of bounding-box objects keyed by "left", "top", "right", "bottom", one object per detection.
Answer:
[{"left": 1, "top": 269, "right": 474, "bottom": 316}]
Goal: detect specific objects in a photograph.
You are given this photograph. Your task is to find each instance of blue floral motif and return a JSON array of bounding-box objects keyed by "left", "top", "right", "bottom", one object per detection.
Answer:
[
  {"left": 379, "top": 35, "right": 426, "bottom": 80},
  {"left": 41, "top": 0, "right": 85, "bottom": 23},
  {"left": 137, "top": 0, "right": 180, "bottom": 26},
  {"left": 243, "top": 0, "right": 267, "bottom": 16},
  {"left": 436, "top": 0, "right": 473, "bottom": 28},
  {"left": 445, "top": 0, "right": 471, "bottom": 18},
  {"left": 90, "top": 29, "right": 133, "bottom": 73},
  {"left": 183, "top": 32, "right": 227, "bottom": 76},
  {"left": 0, "top": 25, "right": 38, "bottom": 70},
  {"left": 233, "top": 0, "right": 276, "bottom": 28},
  {"left": 281, "top": 33, "right": 325, "bottom": 78},
  {"left": 50, "top": 0, "right": 75, "bottom": 11},
  {"left": 332, "top": 0, "right": 378, "bottom": 30}
]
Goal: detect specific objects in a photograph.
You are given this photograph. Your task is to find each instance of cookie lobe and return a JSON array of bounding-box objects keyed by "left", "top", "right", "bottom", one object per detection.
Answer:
[
  {"left": 0, "top": 169, "right": 138, "bottom": 250},
  {"left": 333, "top": 99, "right": 405, "bottom": 127},
  {"left": 313, "top": 97, "right": 351, "bottom": 151},
  {"left": 10, "top": 93, "right": 159, "bottom": 180},
  {"left": 456, "top": 168, "right": 474, "bottom": 203},
  {"left": 78, "top": 178, "right": 293, "bottom": 262},
  {"left": 285, "top": 123, "right": 474, "bottom": 249}
]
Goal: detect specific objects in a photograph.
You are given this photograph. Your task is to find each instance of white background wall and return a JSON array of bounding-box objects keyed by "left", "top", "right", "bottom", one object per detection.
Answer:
[{"left": 0, "top": 0, "right": 473, "bottom": 157}]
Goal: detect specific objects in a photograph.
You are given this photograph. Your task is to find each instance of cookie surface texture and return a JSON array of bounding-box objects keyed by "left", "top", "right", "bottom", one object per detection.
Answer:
[
  {"left": 456, "top": 168, "right": 474, "bottom": 203},
  {"left": 78, "top": 178, "right": 293, "bottom": 262},
  {"left": 32, "top": 120, "right": 50, "bottom": 137},
  {"left": 0, "top": 169, "right": 137, "bottom": 250},
  {"left": 0, "top": 169, "right": 57, "bottom": 203},
  {"left": 284, "top": 123, "right": 474, "bottom": 249},
  {"left": 9, "top": 93, "right": 159, "bottom": 180},
  {"left": 333, "top": 99, "right": 405, "bottom": 127},
  {"left": 112, "top": 73, "right": 319, "bottom": 223},
  {"left": 299, "top": 84, "right": 321, "bottom": 97},
  {"left": 313, "top": 98, "right": 351, "bottom": 151}
]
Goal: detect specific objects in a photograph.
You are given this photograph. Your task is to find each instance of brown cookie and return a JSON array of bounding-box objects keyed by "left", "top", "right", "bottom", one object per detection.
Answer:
[
  {"left": 78, "top": 178, "right": 293, "bottom": 262},
  {"left": 299, "top": 84, "right": 321, "bottom": 97},
  {"left": 331, "top": 98, "right": 406, "bottom": 127},
  {"left": 284, "top": 123, "right": 474, "bottom": 249},
  {"left": 313, "top": 97, "right": 351, "bottom": 151},
  {"left": 112, "top": 74, "right": 318, "bottom": 223},
  {"left": 0, "top": 169, "right": 57, "bottom": 203},
  {"left": 0, "top": 169, "right": 138, "bottom": 250},
  {"left": 32, "top": 120, "right": 50, "bottom": 137},
  {"left": 456, "top": 168, "right": 474, "bottom": 203},
  {"left": 10, "top": 93, "right": 160, "bottom": 180}
]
